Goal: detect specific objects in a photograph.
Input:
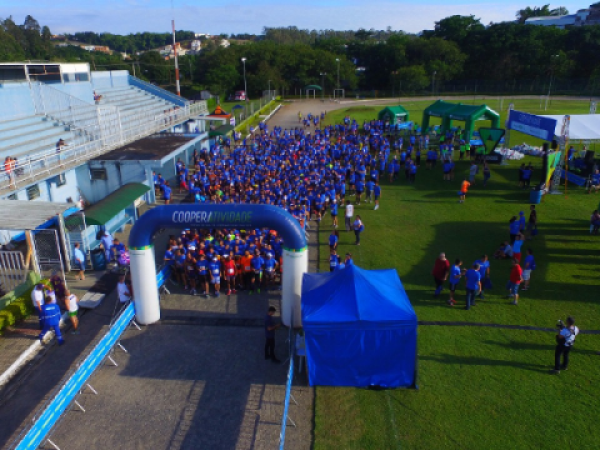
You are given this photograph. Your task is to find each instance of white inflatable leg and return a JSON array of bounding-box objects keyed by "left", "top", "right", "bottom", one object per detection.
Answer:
[
  {"left": 130, "top": 248, "right": 160, "bottom": 325},
  {"left": 281, "top": 249, "right": 308, "bottom": 328}
]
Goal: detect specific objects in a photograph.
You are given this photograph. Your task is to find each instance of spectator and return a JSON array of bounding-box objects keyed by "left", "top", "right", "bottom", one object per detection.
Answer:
[
  {"left": 65, "top": 289, "right": 80, "bottom": 334},
  {"left": 447, "top": 258, "right": 463, "bottom": 306},
  {"left": 464, "top": 263, "right": 481, "bottom": 310},
  {"left": 458, "top": 178, "right": 470, "bottom": 204},
  {"left": 507, "top": 259, "right": 523, "bottom": 305},
  {"left": 590, "top": 210, "right": 600, "bottom": 235},
  {"left": 509, "top": 216, "right": 520, "bottom": 244},
  {"left": 482, "top": 162, "right": 491, "bottom": 187},
  {"left": 527, "top": 205, "right": 538, "bottom": 240},
  {"left": 494, "top": 241, "right": 513, "bottom": 260},
  {"left": 39, "top": 295, "right": 64, "bottom": 345},
  {"left": 552, "top": 316, "right": 579, "bottom": 375},
  {"left": 31, "top": 284, "right": 45, "bottom": 330},
  {"left": 264, "top": 306, "right": 281, "bottom": 363},
  {"left": 50, "top": 270, "right": 66, "bottom": 307},
  {"left": 73, "top": 243, "right": 86, "bottom": 281},
  {"left": 101, "top": 231, "right": 113, "bottom": 262},
  {"left": 469, "top": 162, "right": 478, "bottom": 184},
  {"left": 117, "top": 275, "right": 132, "bottom": 304},
  {"left": 522, "top": 248, "right": 535, "bottom": 290},
  {"left": 432, "top": 252, "right": 450, "bottom": 298},
  {"left": 345, "top": 202, "right": 354, "bottom": 232},
  {"left": 353, "top": 214, "right": 364, "bottom": 245},
  {"left": 587, "top": 169, "right": 600, "bottom": 193}
]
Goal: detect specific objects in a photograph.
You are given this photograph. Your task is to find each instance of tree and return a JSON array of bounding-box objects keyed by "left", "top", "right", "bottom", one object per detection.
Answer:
[
  {"left": 516, "top": 4, "right": 567, "bottom": 23},
  {"left": 434, "top": 15, "right": 484, "bottom": 45},
  {"left": 395, "top": 65, "right": 429, "bottom": 93}
]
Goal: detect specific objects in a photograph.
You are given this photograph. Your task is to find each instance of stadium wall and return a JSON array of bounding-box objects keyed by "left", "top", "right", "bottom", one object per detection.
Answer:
[{"left": 0, "top": 83, "right": 36, "bottom": 120}]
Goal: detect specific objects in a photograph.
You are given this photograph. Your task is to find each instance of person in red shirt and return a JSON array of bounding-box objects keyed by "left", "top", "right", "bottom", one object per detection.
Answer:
[
  {"left": 507, "top": 259, "right": 523, "bottom": 305},
  {"left": 222, "top": 255, "right": 237, "bottom": 296},
  {"left": 458, "top": 179, "right": 471, "bottom": 203},
  {"left": 432, "top": 252, "right": 450, "bottom": 298}
]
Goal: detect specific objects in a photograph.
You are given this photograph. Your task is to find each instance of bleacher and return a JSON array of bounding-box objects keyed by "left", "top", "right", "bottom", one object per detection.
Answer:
[
  {"left": 0, "top": 68, "right": 207, "bottom": 195},
  {"left": 0, "top": 115, "right": 90, "bottom": 163}
]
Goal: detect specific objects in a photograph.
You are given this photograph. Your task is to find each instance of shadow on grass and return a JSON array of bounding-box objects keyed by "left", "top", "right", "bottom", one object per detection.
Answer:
[{"left": 419, "top": 353, "right": 548, "bottom": 373}]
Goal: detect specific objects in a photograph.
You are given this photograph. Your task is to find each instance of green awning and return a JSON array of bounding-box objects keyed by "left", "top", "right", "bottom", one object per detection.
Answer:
[
  {"left": 305, "top": 84, "right": 322, "bottom": 91},
  {"left": 209, "top": 124, "right": 234, "bottom": 137},
  {"left": 84, "top": 183, "right": 149, "bottom": 226}
]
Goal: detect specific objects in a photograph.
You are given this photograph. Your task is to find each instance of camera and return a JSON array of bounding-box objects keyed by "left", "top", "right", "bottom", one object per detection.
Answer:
[{"left": 556, "top": 319, "right": 565, "bottom": 329}]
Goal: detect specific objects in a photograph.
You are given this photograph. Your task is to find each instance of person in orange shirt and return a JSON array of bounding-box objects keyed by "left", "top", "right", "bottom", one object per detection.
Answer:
[
  {"left": 240, "top": 250, "right": 253, "bottom": 290},
  {"left": 458, "top": 178, "right": 471, "bottom": 204}
]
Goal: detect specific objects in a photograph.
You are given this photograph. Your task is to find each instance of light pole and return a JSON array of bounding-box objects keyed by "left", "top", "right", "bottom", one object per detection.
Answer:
[
  {"left": 546, "top": 54, "right": 559, "bottom": 111},
  {"left": 241, "top": 57, "right": 248, "bottom": 115},
  {"left": 336, "top": 58, "right": 340, "bottom": 90},
  {"left": 268, "top": 79, "right": 272, "bottom": 114},
  {"left": 320, "top": 72, "right": 326, "bottom": 100},
  {"left": 432, "top": 71, "right": 437, "bottom": 97}
]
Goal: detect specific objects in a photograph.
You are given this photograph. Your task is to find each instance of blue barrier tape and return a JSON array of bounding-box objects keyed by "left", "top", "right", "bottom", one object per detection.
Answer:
[
  {"left": 15, "top": 302, "right": 135, "bottom": 450},
  {"left": 279, "top": 345, "right": 295, "bottom": 450}
]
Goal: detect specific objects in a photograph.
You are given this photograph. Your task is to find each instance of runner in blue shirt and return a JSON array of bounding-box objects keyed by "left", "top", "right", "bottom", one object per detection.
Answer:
[
  {"left": 330, "top": 200, "right": 339, "bottom": 228},
  {"left": 250, "top": 250, "right": 265, "bottom": 294},
  {"left": 163, "top": 181, "right": 172, "bottom": 205},
  {"left": 474, "top": 255, "right": 490, "bottom": 300},
  {"left": 464, "top": 263, "right": 481, "bottom": 310},
  {"left": 196, "top": 254, "right": 209, "bottom": 297},
  {"left": 365, "top": 180, "right": 375, "bottom": 203},
  {"left": 329, "top": 230, "right": 338, "bottom": 251},
  {"left": 208, "top": 256, "right": 221, "bottom": 297},
  {"left": 448, "top": 258, "right": 463, "bottom": 306}
]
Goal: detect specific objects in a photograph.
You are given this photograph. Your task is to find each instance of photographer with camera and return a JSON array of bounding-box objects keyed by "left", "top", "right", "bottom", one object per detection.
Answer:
[{"left": 552, "top": 316, "right": 579, "bottom": 375}]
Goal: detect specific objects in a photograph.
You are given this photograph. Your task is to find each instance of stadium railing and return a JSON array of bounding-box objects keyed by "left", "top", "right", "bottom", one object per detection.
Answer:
[{"left": 279, "top": 315, "right": 297, "bottom": 450}]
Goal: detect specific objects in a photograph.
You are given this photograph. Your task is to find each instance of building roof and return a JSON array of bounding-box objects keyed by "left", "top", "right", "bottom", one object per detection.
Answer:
[
  {"left": 83, "top": 183, "right": 150, "bottom": 226},
  {"left": 0, "top": 200, "right": 74, "bottom": 230},
  {"left": 91, "top": 135, "right": 195, "bottom": 161}
]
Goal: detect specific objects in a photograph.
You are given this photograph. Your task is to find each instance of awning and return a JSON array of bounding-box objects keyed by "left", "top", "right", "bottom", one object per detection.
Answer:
[
  {"left": 209, "top": 125, "right": 234, "bottom": 137},
  {"left": 83, "top": 183, "right": 149, "bottom": 226},
  {"left": 0, "top": 200, "right": 76, "bottom": 230},
  {"left": 305, "top": 85, "right": 322, "bottom": 91}
]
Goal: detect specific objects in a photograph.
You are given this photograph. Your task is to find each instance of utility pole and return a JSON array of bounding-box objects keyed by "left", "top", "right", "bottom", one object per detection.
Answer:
[{"left": 171, "top": 0, "right": 180, "bottom": 95}]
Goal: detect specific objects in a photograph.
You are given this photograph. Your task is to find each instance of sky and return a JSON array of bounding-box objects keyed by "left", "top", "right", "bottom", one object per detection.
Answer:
[{"left": 0, "top": 0, "right": 589, "bottom": 35}]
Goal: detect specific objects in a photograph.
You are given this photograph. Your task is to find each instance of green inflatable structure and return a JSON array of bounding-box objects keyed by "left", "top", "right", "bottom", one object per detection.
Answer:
[{"left": 422, "top": 100, "right": 500, "bottom": 141}]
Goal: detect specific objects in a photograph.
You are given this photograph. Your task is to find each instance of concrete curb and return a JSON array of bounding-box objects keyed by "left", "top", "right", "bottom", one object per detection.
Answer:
[{"left": 0, "top": 311, "right": 70, "bottom": 389}]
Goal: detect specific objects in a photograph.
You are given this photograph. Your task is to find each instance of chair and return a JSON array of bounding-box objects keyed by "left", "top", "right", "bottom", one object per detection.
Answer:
[{"left": 295, "top": 334, "right": 306, "bottom": 374}]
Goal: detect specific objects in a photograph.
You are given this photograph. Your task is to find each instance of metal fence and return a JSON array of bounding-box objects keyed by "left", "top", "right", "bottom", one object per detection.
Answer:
[{"left": 0, "top": 251, "right": 27, "bottom": 292}]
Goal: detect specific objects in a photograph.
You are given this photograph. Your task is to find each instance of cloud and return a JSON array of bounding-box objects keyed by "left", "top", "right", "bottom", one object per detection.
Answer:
[{"left": 4, "top": 0, "right": 580, "bottom": 35}]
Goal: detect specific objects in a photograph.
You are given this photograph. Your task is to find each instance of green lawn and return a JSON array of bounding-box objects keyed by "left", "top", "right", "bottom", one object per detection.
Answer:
[{"left": 313, "top": 99, "right": 600, "bottom": 449}]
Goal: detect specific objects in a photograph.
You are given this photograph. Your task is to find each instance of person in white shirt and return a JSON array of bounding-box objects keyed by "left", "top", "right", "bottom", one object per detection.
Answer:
[
  {"left": 345, "top": 203, "right": 354, "bottom": 232},
  {"left": 31, "top": 284, "right": 45, "bottom": 329},
  {"left": 101, "top": 231, "right": 113, "bottom": 262},
  {"left": 65, "top": 289, "right": 80, "bottom": 335},
  {"left": 553, "top": 316, "right": 579, "bottom": 374},
  {"left": 117, "top": 275, "right": 132, "bottom": 304}
]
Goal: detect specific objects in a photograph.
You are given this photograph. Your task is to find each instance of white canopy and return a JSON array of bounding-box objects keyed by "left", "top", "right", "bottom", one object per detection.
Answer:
[{"left": 540, "top": 114, "right": 600, "bottom": 141}]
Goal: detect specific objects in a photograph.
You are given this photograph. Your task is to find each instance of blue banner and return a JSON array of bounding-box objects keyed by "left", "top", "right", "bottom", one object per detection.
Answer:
[{"left": 507, "top": 110, "right": 557, "bottom": 141}]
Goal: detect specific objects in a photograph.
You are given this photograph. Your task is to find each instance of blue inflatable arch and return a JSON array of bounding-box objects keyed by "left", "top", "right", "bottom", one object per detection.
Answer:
[{"left": 128, "top": 204, "right": 308, "bottom": 326}]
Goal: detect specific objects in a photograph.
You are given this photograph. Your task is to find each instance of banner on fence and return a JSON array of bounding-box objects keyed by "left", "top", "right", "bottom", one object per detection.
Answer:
[{"left": 507, "top": 110, "right": 557, "bottom": 141}]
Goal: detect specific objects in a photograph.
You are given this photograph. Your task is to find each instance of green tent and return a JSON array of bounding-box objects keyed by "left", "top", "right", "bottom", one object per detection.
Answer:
[
  {"left": 378, "top": 106, "right": 410, "bottom": 124},
  {"left": 422, "top": 100, "right": 500, "bottom": 141}
]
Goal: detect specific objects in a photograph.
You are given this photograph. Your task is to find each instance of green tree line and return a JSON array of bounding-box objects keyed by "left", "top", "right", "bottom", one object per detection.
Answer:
[{"left": 2, "top": 12, "right": 600, "bottom": 97}]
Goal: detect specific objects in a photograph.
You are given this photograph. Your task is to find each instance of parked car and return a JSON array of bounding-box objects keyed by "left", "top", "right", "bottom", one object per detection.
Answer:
[{"left": 228, "top": 90, "right": 246, "bottom": 101}]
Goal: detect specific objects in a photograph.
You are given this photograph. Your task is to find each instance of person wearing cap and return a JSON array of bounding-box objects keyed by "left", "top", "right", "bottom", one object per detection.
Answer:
[
  {"left": 432, "top": 252, "right": 450, "bottom": 298},
  {"left": 344, "top": 253, "right": 354, "bottom": 267},
  {"left": 208, "top": 255, "right": 222, "bottom": 297},
  {"left": 39, "top": 295, "right": 64, "bottom": 346},
  {"left": 50, "top": 270, "right": 66, "bottom": 306},
  {"left": 264, "top": 306, "right": 281, "bottom": 363},
  {"left": 31, "top": 284, "right": 45, "bottom": 329}
]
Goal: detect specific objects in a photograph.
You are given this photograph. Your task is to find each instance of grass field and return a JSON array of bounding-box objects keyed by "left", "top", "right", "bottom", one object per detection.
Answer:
[{"left": 313, "top": 99, "right": 600, "bottom": 449}]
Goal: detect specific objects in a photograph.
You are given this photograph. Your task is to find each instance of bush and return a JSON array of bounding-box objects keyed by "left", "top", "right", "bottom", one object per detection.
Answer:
[{"left": 0, "top": 281, "right": 46, "bottom": 335}]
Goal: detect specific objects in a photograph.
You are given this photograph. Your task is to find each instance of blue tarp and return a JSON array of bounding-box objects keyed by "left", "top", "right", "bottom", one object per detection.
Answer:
[{"left": 301, "top": 264, "right": 417, "bottom": 388}]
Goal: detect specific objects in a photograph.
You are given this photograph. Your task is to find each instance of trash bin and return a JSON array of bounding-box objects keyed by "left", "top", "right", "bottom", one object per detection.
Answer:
[
  {"left": 91, "top": 248, "right": 107, "bottom": 271},
  {"left": 529, "top": 187, "right": 542, "bottom": 205}
]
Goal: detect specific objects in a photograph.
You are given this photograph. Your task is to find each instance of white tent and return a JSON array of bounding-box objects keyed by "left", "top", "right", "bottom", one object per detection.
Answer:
[{"left": 540, "top": 114, "right": 600, "bottom": 141}]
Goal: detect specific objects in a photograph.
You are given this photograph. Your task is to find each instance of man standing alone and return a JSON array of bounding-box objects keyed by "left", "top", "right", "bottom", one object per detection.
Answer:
[
  {"left": 344, "top": 203, "right": 354, "bottom": 232},
  {"left": 265, "top": 306, "right": 281, "bottom": 363}
]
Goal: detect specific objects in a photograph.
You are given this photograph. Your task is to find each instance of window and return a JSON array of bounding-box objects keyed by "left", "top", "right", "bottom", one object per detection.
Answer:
[
  {"left": 0, "top": 65, "right": 27, "bottom": 83},
  {"left": 7, "top": 194, "right": 17, "bottom": 200},
  {"left": 26, "top": 184, "right": 40, "bottom": 200},
  {"left": 62, "top": 72, "right": 89, "bottom": 83},
  {"left": 90, "top": 168, "right": 107, "bottom": 181},
  {"left": 27, "top": 65, "right": 61, "bottom": 83},
  {"left": 55, "top": 173, "right": 67, "bottom": 187}
]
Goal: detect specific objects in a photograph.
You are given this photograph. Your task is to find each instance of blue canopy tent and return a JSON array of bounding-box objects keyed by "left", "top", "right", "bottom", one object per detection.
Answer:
[{"left": 301, "top": 265, "right": 418, "bottom": 388}]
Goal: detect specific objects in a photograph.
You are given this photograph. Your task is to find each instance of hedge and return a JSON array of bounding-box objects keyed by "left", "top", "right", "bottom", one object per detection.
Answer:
[{"left": 0, "top": 275, "right": 50, "bottom": 335}]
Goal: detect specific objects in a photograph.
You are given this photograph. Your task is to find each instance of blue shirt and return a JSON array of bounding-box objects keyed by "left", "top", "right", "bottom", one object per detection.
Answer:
[
  {"left": 73, "top": 248, "right": 85, "bottom": 263},
  {"left": 329, "top": 234, "right": 338, "bottom": 246},
  {"left": 513, "top": 239, "right": 524, "bottom": 253},
  {"left": 208, "top": 261, "right": 221, "bottom": 276},
  {"left": 509, "top": 221, "right": 520, "bottom": 235},
  {"left": 465, "top": 269, "right": 481, "bottom": 290},
  {"left": 265, "top": 314, "right": 275, "bottom": 338},
  {"left": 251, "top": 256, "right": 265, "bottom": 271},
  {"left": 449, "top": 265, "right": 462, "bottom": 285},
  {"left": 42, "top": 303, "right": 62, "bottom": 326},
  {"left": 524, "top": 254, "right": 535, "bottom": 270},
  {"left": 475, "top": 259, "right": 490, "bottom": 279}
]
